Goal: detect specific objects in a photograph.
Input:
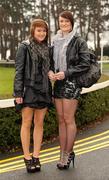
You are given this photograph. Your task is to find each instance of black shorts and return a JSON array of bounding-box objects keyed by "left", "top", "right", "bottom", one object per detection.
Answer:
[{"left": 53, "top": 79, "right": 82, "bottom": 100}]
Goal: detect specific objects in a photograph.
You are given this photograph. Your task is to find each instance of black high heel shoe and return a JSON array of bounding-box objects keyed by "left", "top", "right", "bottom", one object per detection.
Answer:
[
  {"left": 68, "top": 151, "right": 75, "bottom": 168},
  {"left": 24, "top": 158, "right": 36, "bottom": 173},
  {"left": 32, "top": 156, "right": 41, "bottom": 171}
]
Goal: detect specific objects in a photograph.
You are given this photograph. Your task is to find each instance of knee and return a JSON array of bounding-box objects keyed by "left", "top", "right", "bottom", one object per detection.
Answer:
[
  {"left": 22, "top": 119, "right": 32, "bottom": 129},
  {"left": 64, "top": 114, "right": 76, "bottom": 126},
  {"left": 57, "top": 113, "right": 65, "bottom": 124},
  {"left": 65, "top": 120, "right": 76, "bottom": 128},
  {"left": 34, "top": 119, "right": 44, "bottom": 128}
]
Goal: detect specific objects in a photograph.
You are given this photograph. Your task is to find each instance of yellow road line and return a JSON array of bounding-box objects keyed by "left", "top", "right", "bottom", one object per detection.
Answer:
[
  {"left": 1, "top": 139, "right": 109, "bottom": 168},
  {"left": 75, "top": 135, "right": 109, "bottom": 148},
  {"left": 0, "top": 156, "right": 60, "bottom": 173},
  {"left": 75, "top": 129, "right": 109, "bottom": 144},
  {"left": 76, "top": 140, "right": 109, "bottom": 153},
  {"left": 0, "top": 150, "right": 60, "bottom": 167},
  {"left": 0, "top": 157, "right": 60, "bottom": 174},
  {"left": 1, "top": 140, "right": 109, "bottom": 171},
  {"left": 1, "top": 129, "right": 109, "bottom": 164},
  {"left": 76, "top": 143, "right": 109, "bottom": 155},
  {"left": 1, "top": 143, "right": 109, "bottom": 174},
  {"left": 1, "top": 134, "right": 109, "bottom": 167},
  {"left": 0, "top": 155, "right": 60, "bottom": 172},
  {"left": 0, "top": 146, "right": 60, "bottom": 163}
]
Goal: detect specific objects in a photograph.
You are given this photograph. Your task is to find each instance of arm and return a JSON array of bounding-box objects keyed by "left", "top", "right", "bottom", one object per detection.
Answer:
[
  {"left": 49, "top": 46, "right": 54, "bottom": 72},
  {"left": 64, "top": 38, "right": 90, "bottom": 78},
  {"left": 13, "top": 43, "right": 27, "bottom": 97},
  {"left": 48, "top": 46, "right": 55, "bottom": 81}
]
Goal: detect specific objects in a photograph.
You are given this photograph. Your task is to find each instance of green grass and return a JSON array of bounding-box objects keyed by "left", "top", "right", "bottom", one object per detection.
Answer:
[
  {"left": 102, "top": 63, "right": 109, "bottom": 70},
  {"left": 0, "top": 67, "right": 15, "bottom": 99},
  {"left": 0, "top": 67, "right": 109, "bottom": 99}
]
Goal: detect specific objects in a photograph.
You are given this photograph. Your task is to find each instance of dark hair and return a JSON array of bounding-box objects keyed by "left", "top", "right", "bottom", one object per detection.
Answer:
[
  {"left": 59, "top": 11, "right": 74, "bottom": 29},
  {"left": 30, "top": 19, "right": 48, "bottom": 43}
]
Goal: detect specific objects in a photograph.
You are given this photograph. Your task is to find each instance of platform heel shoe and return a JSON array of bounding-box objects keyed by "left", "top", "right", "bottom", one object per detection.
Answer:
[
  {"left": 24, "top": 158, "right": 36, "bottom": 173},
  {"left": 68, "top": 151, "right": 75, "bottom": 168},
  {"left": 57, "top": 151, "right": 65, "bottom": 170},
  {"left": 32, "top": 156, "right": 41, "bottom": 171},
  {"left": 57, "top": 151, "right": 69, "bottom": 170},
  {"left": 63, "top": 152, "right": 71, "bottom": 169}
]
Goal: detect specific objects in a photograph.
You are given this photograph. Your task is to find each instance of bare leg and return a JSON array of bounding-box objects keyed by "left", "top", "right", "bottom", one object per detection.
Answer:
[
  {"left": 55, "top": 99, "right": 66, "bottom": 152},
  {"left": 33, "top": 108, "right": 47, "bottom": 158},
  {"left": 63, "top": 99, "right": 78, "bottom": 153},
  {"left": 21, "top": 107, "right": 34, "bottom": 159}
]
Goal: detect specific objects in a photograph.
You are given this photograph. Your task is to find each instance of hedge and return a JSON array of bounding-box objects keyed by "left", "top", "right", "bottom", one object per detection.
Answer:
[{"left": 0, "top": 86, "right": 109, "bottom": 153}]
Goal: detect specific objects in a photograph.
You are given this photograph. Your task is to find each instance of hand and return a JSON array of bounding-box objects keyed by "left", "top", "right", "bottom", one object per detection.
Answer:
[
  {"left": 48, "top": 71, "right": 56, "bottom": 81},
  {"left": 54, "top": 72, "right": 65, "bottom": 80},
  {"left": 15, "top": 97, "right": 23, "bottom": 104}
]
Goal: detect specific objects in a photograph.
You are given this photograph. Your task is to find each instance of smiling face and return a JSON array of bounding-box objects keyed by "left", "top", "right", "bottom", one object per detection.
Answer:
[
  {"left": 30, "top": 19, "right": 48, "bottom": 43},
  {"left": 34, "top": 26, "right": 47, "bottom": 42},
  {"left": 59, "top": 16, "right": 73, "bottom": 34}
]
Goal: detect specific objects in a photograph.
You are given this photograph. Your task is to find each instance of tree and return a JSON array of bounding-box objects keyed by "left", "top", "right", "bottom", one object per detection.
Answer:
[
  {"left": 0, "top": 0, "right": 108, "bottom": 59},
  {"left": 0, "top": 0, "right": 34, "bottom": 60}
]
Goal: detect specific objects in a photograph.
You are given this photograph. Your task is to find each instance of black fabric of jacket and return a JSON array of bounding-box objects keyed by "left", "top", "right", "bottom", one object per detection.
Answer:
[
  {"left": 13, "top": 40, "right": 54, "bottom": 97},
  {"left": 53, "top": 34, "right": 90, "bottom": 80}
]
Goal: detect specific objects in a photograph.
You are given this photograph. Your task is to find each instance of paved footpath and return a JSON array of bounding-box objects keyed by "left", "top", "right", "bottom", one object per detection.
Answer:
[{"left": 1, "top": 116, "right": 109, "bottom": 180}]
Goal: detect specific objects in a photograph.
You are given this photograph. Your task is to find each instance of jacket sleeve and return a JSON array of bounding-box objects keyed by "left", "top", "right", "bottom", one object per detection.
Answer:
[
  {"left": 13, "top": 43, "right": 27, "bottom": 97},
  {"left": 64, "top": 38, "right": 90, "bottom": 78},
  {"left": 49, "top": 46, "right": 55, "bottom": 72}
]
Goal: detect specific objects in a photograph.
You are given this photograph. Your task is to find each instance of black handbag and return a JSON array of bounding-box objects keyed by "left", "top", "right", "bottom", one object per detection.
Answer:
[
  {"left": 76, "top": 51, "right": 101, "bottom": 88},
  {"left": 14, "top": 100, "right": 23, "bottom": 113}
]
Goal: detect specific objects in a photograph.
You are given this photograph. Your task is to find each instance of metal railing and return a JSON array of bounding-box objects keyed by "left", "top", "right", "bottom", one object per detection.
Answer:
[{"left": 98, "top": 60, "right": 109, "bottom": 74}]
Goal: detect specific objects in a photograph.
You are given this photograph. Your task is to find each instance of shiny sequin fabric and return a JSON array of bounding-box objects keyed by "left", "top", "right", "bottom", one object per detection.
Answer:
[{"left": 53, "top": 79, "right": 82, "bottom": 100}]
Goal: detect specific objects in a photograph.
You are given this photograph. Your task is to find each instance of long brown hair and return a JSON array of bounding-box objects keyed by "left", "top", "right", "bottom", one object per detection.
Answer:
[
  {"left": 59, "top": 11, "right": 74, "bottom": 29},
  {"left": 30, "top": 19, "right": 48, "bottom": 43}
]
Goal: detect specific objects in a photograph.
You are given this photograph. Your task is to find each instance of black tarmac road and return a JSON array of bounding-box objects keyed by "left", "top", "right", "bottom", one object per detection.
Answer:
[{"left": 1, "top": 116, "right": 109, "bottom": 180}]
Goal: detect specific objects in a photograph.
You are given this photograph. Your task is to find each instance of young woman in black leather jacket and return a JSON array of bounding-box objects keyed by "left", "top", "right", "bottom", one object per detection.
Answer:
[
  {"left": 14, "top": 19, "right": 53, "bottom": 173},
  {"left": 48, "top": 11, "right": 90, "bottom": 170}
]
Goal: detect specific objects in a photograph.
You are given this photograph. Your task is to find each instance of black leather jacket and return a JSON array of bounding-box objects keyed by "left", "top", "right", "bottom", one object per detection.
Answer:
[
  {"left": 13, "top": 40, "right": 54, "bottom": 97},
  {"left": 53, "top": 34, "right": 90, "bottom": 80}
]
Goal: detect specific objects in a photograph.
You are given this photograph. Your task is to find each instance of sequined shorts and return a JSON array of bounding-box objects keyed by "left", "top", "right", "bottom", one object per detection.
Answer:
[{"left": 53, "top": 79, "right": 82, "bottom": 100}]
